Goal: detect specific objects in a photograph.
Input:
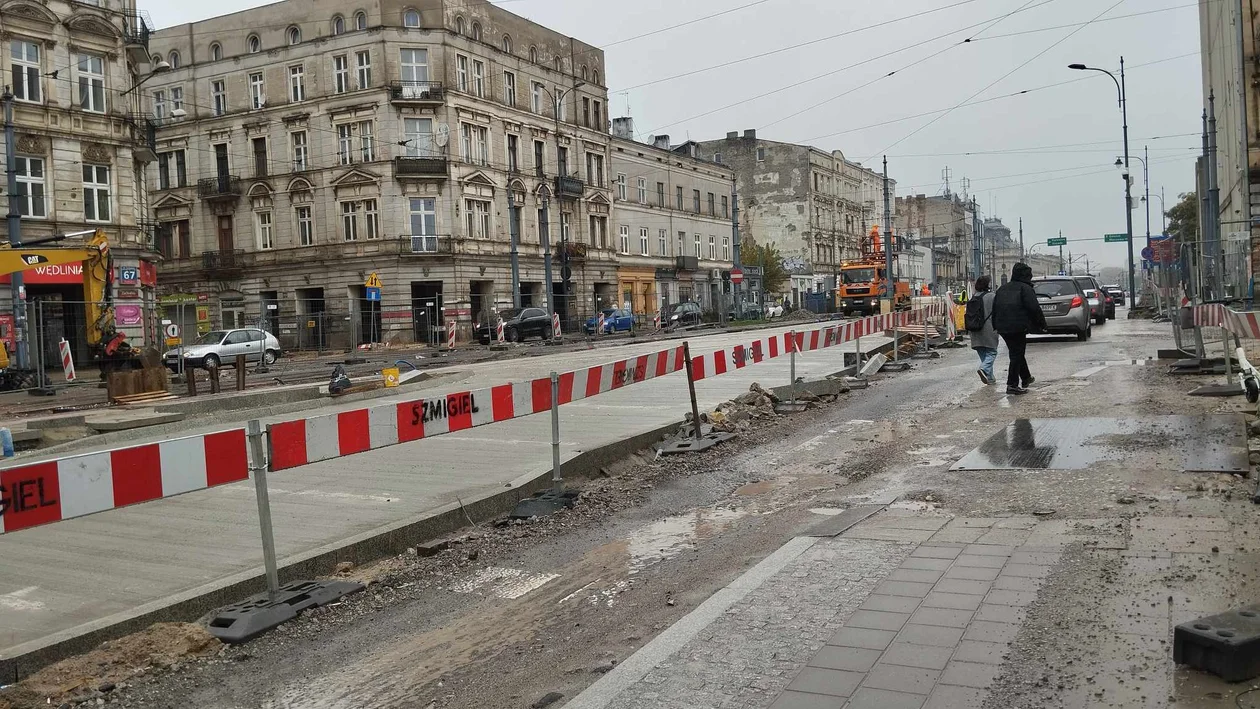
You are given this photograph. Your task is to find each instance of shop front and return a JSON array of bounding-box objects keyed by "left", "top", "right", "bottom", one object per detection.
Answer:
[{"left": 616, "top": 264, "right": 658, "bottom": 317}]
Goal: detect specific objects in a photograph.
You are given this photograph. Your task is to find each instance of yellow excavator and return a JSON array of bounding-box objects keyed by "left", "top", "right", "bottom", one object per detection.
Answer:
[{"left": 0, "top": 229, "right": 141, "bottom": 386}]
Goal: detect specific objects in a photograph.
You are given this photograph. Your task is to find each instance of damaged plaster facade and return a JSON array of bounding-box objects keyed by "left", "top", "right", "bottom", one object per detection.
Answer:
[
  {"left": 694, "top": 130, "right": 893, "bottom": 292},
  {"left": 895, "top": 193, "right": 973, "bottom": 292}
]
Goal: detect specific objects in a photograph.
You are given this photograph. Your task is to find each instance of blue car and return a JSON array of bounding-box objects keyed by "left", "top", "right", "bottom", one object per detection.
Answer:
[{"left": 584, "top": 308, "right": 634, "bottom": 335}]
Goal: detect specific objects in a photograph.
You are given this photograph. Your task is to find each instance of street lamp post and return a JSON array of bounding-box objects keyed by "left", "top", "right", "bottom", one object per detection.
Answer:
[
  {"left": 1070, "top": 58, "right": 1135, "bottom": 305},
  {"left": 538, "top": 81, "right": 586, "bottom": 322}
]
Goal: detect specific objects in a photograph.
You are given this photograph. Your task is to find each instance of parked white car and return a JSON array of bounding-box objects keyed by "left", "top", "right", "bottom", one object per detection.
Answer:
[
  {"left": 766, "top": 304, "right": 785, "bottom": 318},
  {"left": 164, "top": 328, "right": 282, "bottom": 371}
]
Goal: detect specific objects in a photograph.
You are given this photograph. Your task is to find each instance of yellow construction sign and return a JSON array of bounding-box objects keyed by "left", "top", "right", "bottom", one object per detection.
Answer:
[
  {"left": 382, "top": 367, "right": 400, "bottom": 388},
  {"left": 364, "top": 272, "right": 383, "bottom": 289}
]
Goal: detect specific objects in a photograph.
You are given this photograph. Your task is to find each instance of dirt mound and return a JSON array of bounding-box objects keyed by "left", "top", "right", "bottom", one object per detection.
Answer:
[{"left": 0, "top": 623, "right": 220, "bottom": 709}]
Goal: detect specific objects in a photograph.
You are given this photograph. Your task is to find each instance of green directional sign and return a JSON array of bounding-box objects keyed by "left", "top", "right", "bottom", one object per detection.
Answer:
[
  {"left": 1047, "top": 237, "right": 1067, "bottom": 246},
  {"left": 1104, "top": 233, "right": 1128, "bottom": 243}
]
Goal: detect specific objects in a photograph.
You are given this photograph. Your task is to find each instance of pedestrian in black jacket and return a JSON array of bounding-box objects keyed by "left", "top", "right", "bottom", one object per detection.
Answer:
[{"left": 991, "top": 263, "right": 1047, "bottom": 395}]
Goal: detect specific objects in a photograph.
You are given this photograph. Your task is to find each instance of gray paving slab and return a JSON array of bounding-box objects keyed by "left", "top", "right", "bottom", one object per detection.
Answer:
[
  {"left": 844, "top": 687, "right": 927, "bottom": 709},
  {"left": 881, "top": 642, "right": 955, "bottom": 671},
  {"left": 0, "top": 327, "right": 892, "bottom": 660}
]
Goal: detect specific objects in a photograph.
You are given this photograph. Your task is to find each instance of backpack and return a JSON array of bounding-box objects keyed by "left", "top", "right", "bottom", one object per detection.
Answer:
[{"left": 964, "top": 295, "right": 990, "bottom": 332}]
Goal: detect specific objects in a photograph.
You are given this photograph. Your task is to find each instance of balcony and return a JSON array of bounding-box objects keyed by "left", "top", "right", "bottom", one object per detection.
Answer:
[
  {"left": 197, "top": 176, "right": 241, "bottom": 201},
  {"left": 201, "top": 249, "right": 246, "bottom": 278},
  {"left": 124, "top": 10, "right": 152, "bottom": 66},
  {"left": 394, "top": 156, "right": 448, "bottom": 180},
  {"left": 128, "top": 114, "right": 157, "bottom": 163},
  {"left": 555, "top": 175, "right": 585, "bottom": 198},
  {"left": 560, "top": 242, "right": 588, "bottom": 261},
  {"left": 389, "top": 81, "right": 445, "bottom": 104},
  {"left": 400, "top": 235, "right": 453, "bottom": 255},
  {"left": 676, "top": 255, "right": 699, "bottom": 272}
]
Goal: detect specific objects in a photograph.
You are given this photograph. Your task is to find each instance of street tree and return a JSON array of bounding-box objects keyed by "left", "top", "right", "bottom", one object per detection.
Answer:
[
  {"left": 741, "top": 239, "right": 789, "bottom": 294},
  {"left": 1165, "top": 192, "right": 1198, "bottom": 243}
]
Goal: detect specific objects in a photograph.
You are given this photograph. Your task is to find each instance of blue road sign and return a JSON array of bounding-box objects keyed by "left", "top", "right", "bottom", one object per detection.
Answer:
[
  {"left": 1058, "top": 270, "right": 1066, "bottom": 276},
  {"left": 1141, "top": 246, "right": 1154, "bottom": 261},
  {"left": 365, "top": 287, "right": 381, "bottom": 302}
]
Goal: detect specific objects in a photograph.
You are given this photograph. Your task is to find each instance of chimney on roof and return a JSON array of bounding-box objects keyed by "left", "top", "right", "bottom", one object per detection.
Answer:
[
  {"left": 611, "top": 117, "right": 635, "bottom": 141},
  {"left": 726, "top": 131, "right": 738, "bottom": 140},
  {"left": 743, "top": 129, "right": 756, "bottom": 139},
  {"left": 653, "top": 135, "right": 671, "bottom": 150}
]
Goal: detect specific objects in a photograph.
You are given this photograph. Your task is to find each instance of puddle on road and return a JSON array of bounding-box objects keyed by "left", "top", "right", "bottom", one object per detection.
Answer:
[
  {"left": 889, "top": 500, "right": 942, "bottom": 512},
  {"left": 809, "top": 508, "right": 846, "bottom": 516},
  {"left": 909, "top": 445, "right": 956, "bottom": 468},
  {"left": 627, "top": 507, "right": 749, "bottom": 574}
]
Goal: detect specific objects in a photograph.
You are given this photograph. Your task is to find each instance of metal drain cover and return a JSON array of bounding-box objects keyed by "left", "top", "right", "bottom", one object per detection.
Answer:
[{"left": 950, "top": 415, "right": 1247, "bottom": 472}]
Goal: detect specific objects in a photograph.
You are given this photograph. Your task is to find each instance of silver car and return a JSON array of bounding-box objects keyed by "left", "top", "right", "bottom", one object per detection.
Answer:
[
  {"left": 1032, "top": 277, "right": 1091, "bottom": 341},
  {"left": 164, "top": 328, "right": 282, "bottom": 371},
  {"left": 1073, "top": 275, "right": 1107, "bottom": 326}
]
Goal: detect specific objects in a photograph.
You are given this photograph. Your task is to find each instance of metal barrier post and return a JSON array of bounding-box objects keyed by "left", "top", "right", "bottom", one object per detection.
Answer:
[
  {"left": 893, "top": 317, "right": 900, "bottom": 363},
  {"left": 683, "top": 341, "right": 702, "bottom": 441},
  {"left": 1223, "top": 322, "right": 1234, "bottom": 386},
  {"left": 247, "top": 419, "right": 280, "bottom": 599},
  {"left": 789, "top": 330, "right": 797, "bottom": 405},
  {"left": 855, "top": 331, "right": 863, "bottom": 370},
  {"left": 550, "top": 371, "right": 562, "bottom": 492},
  {"left": 235, "top": 354, "right": 247, "bottom": 390}
]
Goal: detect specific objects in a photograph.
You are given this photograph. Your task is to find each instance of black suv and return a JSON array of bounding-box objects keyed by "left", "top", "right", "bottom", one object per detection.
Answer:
[
  {"left": 476, "top": 308, "right": 552, "bottom": 344},
  {"left": 668, "top": 301, "right": 704, "bottom": 327}
]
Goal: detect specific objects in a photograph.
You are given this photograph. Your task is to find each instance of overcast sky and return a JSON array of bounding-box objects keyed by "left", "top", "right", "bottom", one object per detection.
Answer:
[{"left": 147, "top": 0, "right": 1203, "bottom": 270}]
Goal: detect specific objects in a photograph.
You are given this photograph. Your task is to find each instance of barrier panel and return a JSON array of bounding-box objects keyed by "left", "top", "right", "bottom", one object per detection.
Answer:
[
  {"left": 0, "top": 429, "right": 249, "bottom": 534},
  {"left": 552, "top": 312, "right": 562, "bottom": 338}
]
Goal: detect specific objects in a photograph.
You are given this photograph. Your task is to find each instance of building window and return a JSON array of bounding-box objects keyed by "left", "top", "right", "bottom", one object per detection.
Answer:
[
  {"left": 582, "top": 97, "right": 590, "bottom": 127},
  {"left": 289, "top": 65, "right": 305, "bottom": 102},
  {"left": 341, "top": 201, "right": 360, "bottom": 241},
  {"left": 637, "top": 177, "right": 647, "bottom": 204},
  {"left": 250, "top": 71, "right": 266, "bottom": 108},
  {"left": 533, "top": 140, "right": 545, "bottom": 176},
  {"left": 708, "top": 192, "right": 715, "bottom": 215},
  {"left": 585, "top": 152, "right": 603, "bottom": 185},
  {"left": 722, "top": 236, "right": 730, "bottom": 260},
  {"left": 507, "top": 133, "right": 519, "bottom": 172},
  {"left": 657, "top": 182, "right": 665, "bottom": 206},
  {"left": 287, "top": 27, "right": 301, "bottom": 45},
  {"left": 676, "top": 186, "right": 683, "bottom": 210},
  {"left": 359, "top": 120, "right": 374, "bottom": 161},
  {"left": 721, "top": 195, "right": 729, "bottom": 218},
  {"left": 296, "top": 206, "right": 315, "bottom": 246},
  {"left": 456, "top": 54, "right": 469, "bottom": 92},
  {"left": 639, "top": 227, "right": 649, "bottom": 256},
  {"left": 503, "top": 71, "right": 516, "bottom": 106},
  {"left": 502, "top": 34, "right": 512, "bottom": 53},
  {"left": 168, "top": 50, "right": 180, "bottom": 69},
  {"left": 157, "top": 150, "right": 186, "bottom": 189},
  {"left": 537, "top": 207, "right": 548, "bottom": 243},
  {"left": 211, "top": 79, "right": 226, "bottom": 115},
  {"left": 77, "top": 53, "right": 105, "bottom": 112},
  {"left": 709, "top": 235, "right": 716, "bottom": 260},
  {"left": 404, "top": 117, "right": 435, "bottom": 156},
  {"left": 693, "top": 189, "right": 701, "bottom": 213},
  {"left": 248, "top": 35, "right": 261, "bottom": 53},
  {"left": 355, "top": 11, "right": 367, "bottom": 30},
  {"left": 400, "top": 48, "right": 429, "bottom": 88},
  {"left": 465, "top": 199, "right": 491, "bottom": 238},
  {"left": 471, "top": 59, "right": 485, "bottom": 97},
  {"left": 454, "top": 15, "right": 464, "bottom": 34},
  {"left": 170, "top": 86, "right": 183, "bottom": 112},
  {"left": 10, "top": 41, "right": 41, "bottom": 103},
  {"left": 587, "top": 215, "right": 603, "bottom": 248},
  {"left": 333, "top": 56, "right": 349, "bottom": 94},
  {"left": 356, "top": 51, "right": 372, "bottom": 89},
  {"left": 714, "top": 152, "right": 722, "bottom": 164},
  {"left": 210, "top": 42, "right": 223, "bottom": 61},
  {"left": 291, "top": 130, "right": 308, "bottom": 170},
  {"left": 410, "top": 197, "right": 436, "bottom": 236},
  {"left": 593, "top": 100, "right": 602, "bottom": 130},
  {"left": 529, "top": 46, "right": 537, "bottom": 63},
  {"left": 616, "top": 173, "right": 626, "bottom": 201},
  {"left": 82, "top": 164, "right": 110, "bottom": 222},
  {"left": 658, "top": 229, "right": 667, "bottom": 257},
  {"left": 256, "top": 210, "right": 274, "bottom": 250},
  {"left": 554, "top": 86, "right": 566, "bottom": 120},
  {"left": 472, "top": 22, "right": 482, "bottom": 41},
  {"left": 337, "top": 124, "right": 354, "bottom": 165},
  {"left": 460, "top": 122, "right": 488, "bottom": 165},
  {"left": 364, "top": 199, "right": 379, "bottom": 239},
  {"left": 756, "top": 147, "right": 765, "bottom": 161},
  {"left": 531, "top": 81, "right": 544, "bottom": 113},
  {"left": 593, "top": 69, "right": 600, "bottom": 85},
  {"left": 14, "top": 156, "right": 45, "bottom": 218},
  {"left": 678, "top": 231, "right": 685, "bottom": 256},
  {"left": 618, "top": 225, "right": 629, "bottom": 254},
  {"left": 253, "top": 137, "right": 268, "bottom": 176},
  {"left": 582, "top": 65, "right": 589, "bottom": 81},
  {"left": 333, "top": 16, "right": 345, "bottom": 35},
  {"left": 693, "top": 233, "right": 701, "bottom": 258},
  {"left": 153, "top": 89, "right": 166, "bottom": 119}
]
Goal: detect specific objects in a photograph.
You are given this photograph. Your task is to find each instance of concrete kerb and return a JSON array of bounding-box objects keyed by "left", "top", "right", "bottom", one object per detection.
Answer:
[{"left": 0, "top": 332, "right": 916, "bottom": 680}]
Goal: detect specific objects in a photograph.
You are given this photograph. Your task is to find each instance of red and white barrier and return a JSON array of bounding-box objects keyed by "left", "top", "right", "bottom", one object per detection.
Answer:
[
  {"left": 1193, "top": 303, "right": 1260, "bottom": 338},
  {"left": 552, "top": 312, "right": 562, "bottom": 338},
  {"left": 0, "top": 429, "right": 249, "bottom": 534},
  {"left": 447, "top": 320, "right": 456, "bottom": 349},
  {"left": 267, "top": 344, "right": 690, "bottom": 471},
  {"left": 597, "top": 312, "right": 606, "bottom": 334},
  {"left": 496, "top": 319, "right": 506, "bottom": 344},
  {"left": 59, "top": 338, "right": 76, "bottom": 382},
  {"left": 653, "top": 312, "right": 661, "bottom": 331}
]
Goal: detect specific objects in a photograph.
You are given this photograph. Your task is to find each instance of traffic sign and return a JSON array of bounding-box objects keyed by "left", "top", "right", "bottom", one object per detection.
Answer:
[
  {"left": 1048, "top": 237, "right": 1067, "bottom": 247},
  {"left": 1058, "top": 270, "right": 1066, "bottom": 276},
  {"left": 364, "top": 272, "right": 383, "bottom": 289},
  {"left": 731, "top": 268, "right": 744, "bottom": 284},
  {"left": 1104, "top": 233, "right": 1128, "bottom": 243},
  {"left": 164, "top": 323, "right": 181, "bottom": 339},
  {"left": 365, "top": 287, "right": 381, "bottom": 302},
  {"left": 1140, "top": 246, "right": 1154, "bottom": 261}
]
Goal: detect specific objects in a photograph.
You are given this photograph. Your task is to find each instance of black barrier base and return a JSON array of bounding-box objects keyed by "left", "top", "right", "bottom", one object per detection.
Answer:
[
  {"left": 206, "top": 579, "right": 364, "bottom": 643},
  {"left": 1174, "top": 606, "right": 1260, "bottom": 682},
  {"left": 1188, "top": 383, "right": 1245, "bottom": 397},
  {"left": 657, "top": 431, "right": 737, "bottom": 456},
  {"left": 510, "top": 488, "right": 580, "bottom": 518}
]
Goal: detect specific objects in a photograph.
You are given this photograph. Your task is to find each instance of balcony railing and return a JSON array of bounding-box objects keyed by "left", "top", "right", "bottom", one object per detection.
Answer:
[
  {"left": 124, "top": 10, "right": 152, "bottom": 65},
  {"left": 555, "top": 175, "right": 584, "bottom": 197},
  {"left": 388, "top": 81, "right": 445, "bottom": 103},
  {"left": 400, "top": 235, "right": 453, "bottom": 255},
  {"left": 128, "top": 114, "right": 157, "bottom": 163},
  {"left": 394, "top": 155, "right": 448, "bottom": 179},
  {"left": 197, "top": 176, "right": 241, "bottom": 200},
  {"left": 676, "top": 255, "right": 699, "bottom": 272},
  {"left": 561, "top": 242, "right": 588, "bottom": 261},
  {"left": 201, "top": 249, "right": 246, "bottom": 277}
]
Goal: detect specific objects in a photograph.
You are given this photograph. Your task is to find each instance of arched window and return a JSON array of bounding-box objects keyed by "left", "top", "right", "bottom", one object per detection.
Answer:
[
  {"left": 151, "top": 54, "right": 161, "bottom": 65},
  {"left": 287, "top": 26, "right": 301, "bottom": 45},
  {"left": 471, "top": 22, "right": 481, "bottom": 41},
  {"left": 529, "top": 46, "right": 537, "bottom": 63},
  {"left": 581, "top": 65, "right": 588, "bottom": 81},
  {"left": 593, "top": 69, "right": 600, "bottom": 86},
  {"left": 502, "top": 34, "right": 511, "bottom": 53},
  {"left": 168, "top": 50, "right": 180, "bottom": 69},
  {"left": 354, "top": 11, "right": 367, "bottom": 30},
  {"left": 209, "top": 42, "right": 222, "bottom": 61},
  {"left": 554, "top": 57, "right": 561, "bottom": 71},
  {"left": 405, "top": 9, "right": 421, "bottom": 28},
  {"left": 455, "top": 16, "right": 465, "bottom": 34},
  {"left": 332, "top": 16, "right": 345, "bottom": 35},
  {"left": 248, "top": 35, "right": 261, "bottom": 53}
]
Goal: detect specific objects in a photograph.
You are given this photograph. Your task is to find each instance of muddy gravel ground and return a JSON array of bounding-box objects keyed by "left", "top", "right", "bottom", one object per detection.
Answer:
[{"left": 6, "top": 314, "right": 1255, "bottom": 709}]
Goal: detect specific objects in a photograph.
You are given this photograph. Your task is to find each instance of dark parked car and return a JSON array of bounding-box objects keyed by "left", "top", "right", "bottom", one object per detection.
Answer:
[
  {"left": 667, "top": 301, "right": 703, "bottom": 327},
  {"left": 476, "top": 308, "right": 552, "bottom": 344},
  {"left": 1031, "top": 277, "right": 1092, "bottom": 341},
  {"left": 1073, "top": 275, "right": 1108, "bottom": 326}
]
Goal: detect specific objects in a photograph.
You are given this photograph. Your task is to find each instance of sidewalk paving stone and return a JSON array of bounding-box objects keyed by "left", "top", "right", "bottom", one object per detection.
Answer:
[
  {"left": 923, "top": 685, "right": 986, "bottom": 709},
  {"left": 873, "top": 580, "right": 935, "bottom": 598},
  {"left": 952, "top": 554, "right": 1008, "bottom": 569},
  {"left": 898, "top": 557, "right": 955, "bottom": 571},
  {"left": 922, "top": 591, "right": 984, "bottom": 611},
  {"left": 939, "top": 660, "right": 1004, "bottom": 689},
  {"left": 846, "top": 610, "right": 911, "bottom": 632},
  {"left": 768, "top": 691, "right": 846, "bottom": 709},
  {"left": 888, "top": 568, "right": 945, "bottom": 584},
  {"left": 808, "top": 646, "right": 881, "bottom": 673},
  {"left": 785, "top": 668, "right": 864, "bottom": 697},
  {"left": 881, "top": 642, "right": 956, "bottom": 671},
  {"left": 944, "top": 565, "right": 1002, "bottom": 581},
  {"left": 962, "top": 620, "right": 1019, "bottom": 643},
  {"left": 908, "top": 607, "right": 973, "bottom": 628},
  {"left": 951, "top": 640, "right": 1010, "bottom": 664},
  {"left": 859, "top": 595, "right": 922, "bottom": 614},
  {"left": 828, "top": 627, "right": 898, "bottom": 651},
  {"left": 933, "top": 579, "right": 993, "bottom": 596},
  {"left": 973, "top": 603, "right": 1026, "bottom": 624},
  {"left": 911, "top": 545, "right": 965, "bottom": 559},
  {"left": 843, "top": 687, "right": 927, "bottom": 709},
  {"left": 863, "top": 663, "right": 940, "bottom": 694},
  {"left": 897, "top": 623, "right": 966, "bottom": 648}
]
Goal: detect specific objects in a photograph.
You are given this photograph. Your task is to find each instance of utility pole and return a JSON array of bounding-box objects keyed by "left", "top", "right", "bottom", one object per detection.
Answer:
[
  {"left": 1236, "top": 0, "right": 1252, "bottom": 258},
  {"left": 541, "top": 197, "right": 554, "bottom": 317},
  {"left": 1059, "top": 231, "right": 1064, "bottom": 274},
  {"left": 1208, "top": 91, "right": 1225, "bottom": 297},
  {"left": 1201, "top": 108, "right": 1211, "bottom": 302},
  {"left": 971, "top": 196, "right": 981, "bottom": 280},
  {"left": 1019, "top": 217, "right": 1024, "bottom": 262},
  {"left": 3, "top": 89, "right": 27, "bottom": 369},
  {"left": 1118, "top": 56, "right": 1136, "bottom": 306},
  {"left": 508, "top": 190, "right": 521, "bottom": 308},
  {"left": 882, "top": 156, "right": 894, "bottom": 310},
  {"left": 731, "top": 186, "right": 741, "bottom": 317}
]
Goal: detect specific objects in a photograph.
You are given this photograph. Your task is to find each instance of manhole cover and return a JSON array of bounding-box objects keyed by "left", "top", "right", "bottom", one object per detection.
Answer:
[{"left": 951, "top": 415, "right": 1247, "bottom": 472}]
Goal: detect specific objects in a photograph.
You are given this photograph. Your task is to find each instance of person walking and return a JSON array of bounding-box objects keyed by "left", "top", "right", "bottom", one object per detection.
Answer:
[
  {"left": 966, "top": 276, "right": 998, "bottom": 384},
  {"left": 991, "top": 263, "right": 1046, "bottom": 395}
]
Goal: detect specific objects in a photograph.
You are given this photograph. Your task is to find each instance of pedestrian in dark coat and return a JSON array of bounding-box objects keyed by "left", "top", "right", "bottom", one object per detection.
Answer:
[
  {"left": 970, "top": 276, "right": 998, "bottom": 384},
  {"left": 991, "top": 263, "right": 1046, "bottom": 395}
]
